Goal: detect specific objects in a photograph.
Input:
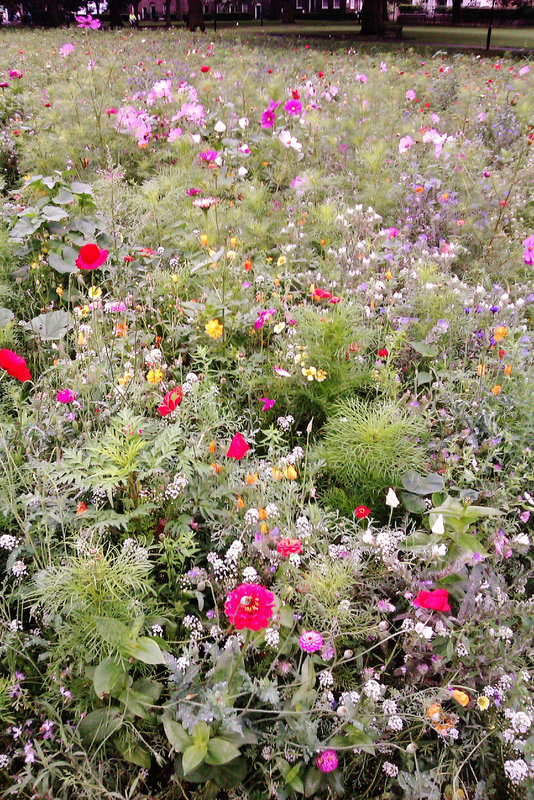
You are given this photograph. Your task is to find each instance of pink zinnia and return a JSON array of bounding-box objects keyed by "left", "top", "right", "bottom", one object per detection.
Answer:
[
  {"left": 299, "top": 630, "right": 323, "bottom": 653},
  {"left": 224, "top": 583, "right": 275, "bottom": 631},
  {"left": 315, "top": 750, "right": 338, "bottom": 773},
  {"left": 56, "top": 389, "right": 76, "bottom": 404}
]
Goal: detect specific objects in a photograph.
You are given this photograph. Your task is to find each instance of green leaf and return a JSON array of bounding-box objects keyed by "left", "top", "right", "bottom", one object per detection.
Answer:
[
  {"left": 400, "top": 491, "right": 428, "bottom": 514},
  {"left": 79, "top": 708, "right": 122, "bottom": 744},
  {"left": 93, "top": 657, "right": 127, "bottom": 697},
  {"left": 10, "top": 217, "right": 42, "bottom": 238},
  {"left": 454, "top": 531, "right": 488, "bottom": 555},
  {"left": 416, "top": 371, "right": 432, "bottom": 386},
  {"left": 205, "top": 737, "right": 241, "bottom": 765},
  {"left": 42, "top": 204, "right": 68, "bottom": 221},
  {"left": 117, "top": 688, "right": 154, "bottom": 718},
  {"left": 163, "top": 718, "right": 191, "bottom": 752},
  {"left": 48, "top": 247, "right": 78, "bottom": 274},
  {"left": 0, "top": 307, "right": 14, "bottom": 328},
  {"left": 70, "top": 181, "right": 94, "bottom": 196},
  {"left": 25, "top": 310, "right": 69, "bottom": 340},
  {"left": 305, "top": 767, "right": 324, "bottom": 797},
  {"left": 182, "top": 742, "right": 208, "bottom": 775},
  {"left": 278, "top": 603, "right": 295, "bottom": 627},
  {"left": 409, "top": 340, "right": 439, "bottom": 358},
  {"left": 192, "top": 721, "right": 211, "bottom": 746},
  {"left": 124, "top": 636, "right": 165, "bottom": 665},
  {"left": 402, "top": 471, "right": 444, "bottom": 496},
  {"left": 114, "top": 736, "right": 151, "bottom": 768},
  {"left": 93, "top": 617, "right": 130, "bottom": 648}
]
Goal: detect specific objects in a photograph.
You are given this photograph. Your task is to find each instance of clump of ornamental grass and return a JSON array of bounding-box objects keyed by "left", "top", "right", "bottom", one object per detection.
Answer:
[
  {"left": 27, "top": 537, "right": 155, "bottom": 671},
  {"left": 321, "top": 397, "right": 427, "bottom": 498}
]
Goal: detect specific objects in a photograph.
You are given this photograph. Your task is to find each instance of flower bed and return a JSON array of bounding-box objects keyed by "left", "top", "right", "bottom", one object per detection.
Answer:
[{"left": 0, "top": 27, "right": 534, "bottom": 800}]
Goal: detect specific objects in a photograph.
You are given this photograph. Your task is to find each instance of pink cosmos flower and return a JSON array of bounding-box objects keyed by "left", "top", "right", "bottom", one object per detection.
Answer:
[
  {"left": 186, "top": 187, "right": 201, "bottom": 196},
  {"left": 284, "top": 98, "right": 302, "bottom": 116},
  {"left": 224, "top": 583, "right": 275, "bottom": 631},
  {"left": 399, "top": 135, "right": 414, "bottom": 154},
  {"left": 519, "top": 65, "right": 530, "bottom": 76},
  {"left": 273, "top": 366, "right": 291, "bottom": 377},
  {"left": 226, "top": 433, "right": 250, "bottom": 460},
  {"left": 255, "top": 308, "right": 277, "bottom": 330},
  {"left": 522, "top": 234, "right": 534, "bottom": 266},
  {"left": 56, "top": 389, "right": 76, "bottom": 404},
  {"left": 75, "top": 14, "right": 101, "bottom": 29},
  {"left": 261, "top": 109, "right": 276, "bottom": 128},
  {"left": 199, "top": 149, "right": 218, "bottom": 162},
  {"left": 59, "top": 43, "right": 75, "bottom": 58},
  {"left": 259, "top": 398, "right": 275, "bottom": 412},
  {"left": 299, "top": 630, "right": 324, "bottom": 652},
  {"left": 315, "top": 750, "right": 338, "bottom": 773},
  {"left": 405, "top": 89, "right": 416, "bottom": 101}
]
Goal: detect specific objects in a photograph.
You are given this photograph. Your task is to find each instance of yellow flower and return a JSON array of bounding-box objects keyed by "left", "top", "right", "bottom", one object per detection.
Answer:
[
  {"left": 452, "top": 689, "right": 470, "bottom": 707},
  {"left": 315, "top": 369, "right": 327, "bottom": 382},
  {"left": 205, "top": 318, "right": 224, "bottom": 340},
  {"left": 302, "top": 366, "right": 316, "bottom": 381},
  {"left": 78, "top": 331, "right": 86, "bottom": 347},
  {"left": 88, "top": 286, "right": 102, "bottom": 300},
  {"left": 260, "top": 522, "right": 268, "bottom": 534},
  {"left": 491, "top": 385, "right": 502, "bottom": 395},
  {"left": 56, "top": 286, "right": 64, "bottom": 297},
  {"left": 200, "top": 234, "right": 208, "bottom": 247},
  {"left": 277, "top": 255, "right": 287, "bottom": 267},
  {"left": 385, "top": 270, "right": 393, "bottom": 280},
  {"left": 118, "top": 371, "right": 132, "bottom": 386},
  {"left": 494, "top": 325, "right": 507, "bottom": 342},
  {"left": 273, "top": 322, "right": 285, "bottom": 334},
  {"left": 230, "top": 237, "right": 238, "bottom": 248},
  {"left": 171, "top": 274, "right": 179, "bottom": 283},
  {"left": 246, "top": 473, "right": 259, "bottom": 485},
  {"left": 284, "top": 465, "right": 298, "bottom": 480},
  {"left": 272, "top": 467, "right": 284, "bottom": 480},
  {"left": 477, "top": 696, "right": 490, "bottom": 711},
  {"left": 146, "top": 368, "right": 164, "bottom": 384},
  {"left": 477, "top": 364, "right": 486, "bottom": 376}
]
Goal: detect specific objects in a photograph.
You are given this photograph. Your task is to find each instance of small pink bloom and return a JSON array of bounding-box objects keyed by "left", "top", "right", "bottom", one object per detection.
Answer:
[
  {"left": 56, "top": 389, "right": 76, "bottom": 404},
  {"left": 299, "top": 630, "right": 323, "bottom": 652},
  {"left": 259, "top": 398, "right": 275, "bottom": 412},
  {"left": 315, "top": 750, "right": 338, "bottom": 773}
]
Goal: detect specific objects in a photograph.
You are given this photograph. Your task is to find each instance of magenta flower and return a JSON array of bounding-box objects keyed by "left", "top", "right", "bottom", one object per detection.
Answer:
[
  {"left": 399, "top": 135, "right": 414, "bottom": 154},
  {"left": 522, "top": 234, "right": 534, "bottom": 266},
  {"left": 299, "top": 630, "right": 324, "bottom": 653},
  {"left": 59, "top": 43, "right": 75, "bottom": 58},
  {"left": 56, "top": 389, "right": 76, "bottom": 404},
  {"left": 255, "top": 308, "right": 277, "bottom": 330},
  {"left": 261, "top": 109, "right": 276, "bottom": 129},
  {"left": 405, "top": 89, "right": 416, "bottom": 101},
  {"left": 199, "top": 149, "right": 218, "bottom": 163},
  {"left": 8, "top": 69, "right": 23, "bottom": 79},
  {"left": 315, "top": 750, "right": 338, "bottom": 773},
  {"left": 186, "top": 187, "right": 202, "bottom": 196},
  {"left": 75, "top": 14, "right": 101, "bottom": 29},
  {"left": 284, "top": 98, "right": 302, "bottom": 116},
  {"left": 259, "top": 398, "right": 275, "bottom": 412}
]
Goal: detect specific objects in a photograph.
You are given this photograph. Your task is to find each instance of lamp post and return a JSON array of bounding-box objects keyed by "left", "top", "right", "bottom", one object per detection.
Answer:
[{"left": 486, "top": 0, "right": 496, "bottom": 51}]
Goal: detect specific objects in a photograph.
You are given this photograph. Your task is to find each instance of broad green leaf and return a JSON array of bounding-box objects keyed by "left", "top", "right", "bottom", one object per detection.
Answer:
[
  {"left": 131, "top": 677, "right": 163, "bottom": 701},
  {"left": 400, "top": 491, "right": 427, "bottom": 514},
  {"left": 205, "top": 737, "right": 241, "bottom": 765},
  {"left": 42, "top": 204, "right": 68, "bottom": 221},
  {"left": 93, "top": 617, "right": 129, "bottom": 648},
  {"left": 163, "top": 718, "right": 191, "bottom": 752},
  {"left": 93, "top": 657, "right": 127, "bottom": 697},
  {"left": 416, "top": 371, "right": 432, "bottom": 386},
  {"left": 79, "top": 708, "right": 122, "bottom": 744},
  {"left": 124, "top": 636, "right": 165, "bottom": 665},
  {"left": 192, "top": 721, "right": 211, "bottom": 746},
  {"left": 182, "top": 742, "right": 208, "bottom": 775},
  {"left": 114, "top": 736, "right": 151, "bottom": 768},
  {"left": 0, "top": 307, "right": 14, "bottom": 328},
  {"left": 278, "top": 603, "right": 295, "bottom": 627},
  {"left": 305, "top": 766, "right": 323, "bottom": 797},
  {"left": 48, "top": 246, "right": 78, "bottom": 274},
  {"left": 409, "top": 340, "right": 439, "bottom": 358},
  {"left": 70, "top": 181, "right": 94, "bottom": 195},
  {"left": 25, "top": 310, "right": 69, "bottom": 340},
  {"left": 117, "top": 688, "right": 154, "bottom": 718}
]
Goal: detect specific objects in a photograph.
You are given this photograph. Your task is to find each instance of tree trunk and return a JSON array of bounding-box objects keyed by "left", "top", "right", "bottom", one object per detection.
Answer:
[
  {"left": 47, "top": 0, "right": 60, "bottom": 27},
  {"left": 452, "top": 0, "right": 462, "bottom": 23},
  {"left": 381, "top": 0, "right": 388, "bottom": 21},
  {"left": 165, "top": 0, "right": 171, "bottom": 26},
  {"left": 281, "top": 0, "right": 294, "bottom": 22},
  {"left": 188, "top": 0, "right": 205, "bottom": 29},
  {"left": 108, "top": 0, "right": 123, "bottom": 26},
  {"left": 360, "top": 0, "right": 383, "bottom": 34}
]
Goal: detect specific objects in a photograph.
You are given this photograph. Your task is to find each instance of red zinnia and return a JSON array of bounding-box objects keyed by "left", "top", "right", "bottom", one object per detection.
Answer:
[
  {"left": 0, "top": 349, "right": 32, "bottom": 382},
  {"left": 200, "top": 65, "right": 210, "bottom": 73},
  {"left": 413, "top": 589, "right": 450, "bottom": 613},
  {"left": 355, "top": 505, "right": 370, "bottom": 519},
  {"left": 276, "top": 537, "right": 302, "bottom": 557},
  {"left": 76, "top": 243, "right": 108, "bottom": 271},
  {"left": 224, "top": 583, "right": 275, "bottom": 631},
  {"left": 378, "top": 348, "right": 389, "bottom": 358},
  {"left": 158, "top": 386, "right": 183, "bottom": 416},
  {"left": 226, "top": 433, "right": 250, "bottom": 460}
]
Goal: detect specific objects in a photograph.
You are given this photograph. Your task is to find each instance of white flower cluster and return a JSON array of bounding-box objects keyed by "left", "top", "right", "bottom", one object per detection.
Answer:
[
  {"left": 364, "top": 679, "right": 383, "bottom": 701},
  {"left": 11, "top": 561, "right": 27, "bottom": 578},
  {"left": 183, "top": 615, "right": 203, "bottom": 641},
  {"left": 296, "top": 515, "right": 312, "bottom": 540},
  {"left": 225, "top": 541, "right": 244, "bottom": 563},
  {"left": 286, "top": 446, "right": 304, "bottom": 465},
  {"left": 207, "top": 551, "right": 227, "bottom": 578},
  {"left": 277, "top": 415, "right": 294, "bottom": 431},
  {"left": 166, "top": 472, "right": 189, "bottom": 499},
  {"left": 122, "top": 538, "right": 149, "bottom": 562},
  {"left": 244, "top": 508, "right": 259, "bottom": 525},
  {"left": 242, "top": 566, "right": 259, "bottom": 583},
  {"left": 264, "top": 503, "right": 279, "bottom": 518},
  {"left": 182, "top": 372, "right": 200, "bottom": 396},
  {"left": 0, "top": 535, "right": 18, "bottom": 551},
  {"left": 382, "top": 761, "right": 399, "bottom": 778},
  {"left": 504, "top": 758, "right": 530, "bottom": 785},
  {"left": 265, "top": 628, "right": 280, "bottom": 647}
]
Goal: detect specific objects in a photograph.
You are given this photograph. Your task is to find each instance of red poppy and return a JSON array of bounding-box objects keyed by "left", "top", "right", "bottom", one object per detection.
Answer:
[
  {"left": 313, "top": 288, "right": 332, "bottom": 300},
  {"left": 76, "top": 243, "right": 108, "bottom": 271},
  {"left": 0, "top": 349, "right": 32, "bottom": 382},
  {"left": 355, "top": 505, "right": 370, "bottom": 519},
  {"left": 158, "top": 386, "right": 183, "bottom": 416},
  {"left": 276, "top": 537, "right": 302, "bottom": 556},
  {"left": 413, "top": 589, "right": 450, "bottom": 613},
  {"left": 200, "top": 65, "right": 210, "bottom": 73},
  {"left": 292, "top": 89, "right": 300, "bottom": 99},
  {"left": 226, "top": 433, "right": 250, "bottom": 460},
  {"left": 318, "top": 71, "right": 324, "bottom": 78},
  {"left": 378, "top": 348, "right": 389, "bottom": 358},
  {"left": 224, "top": 583, "right": 275, "bottom": 631}
]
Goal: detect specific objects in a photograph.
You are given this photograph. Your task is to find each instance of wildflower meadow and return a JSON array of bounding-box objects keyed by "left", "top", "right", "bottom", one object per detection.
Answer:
[{"left": 1, "top": 23, "right": 534, "bottom": 800}]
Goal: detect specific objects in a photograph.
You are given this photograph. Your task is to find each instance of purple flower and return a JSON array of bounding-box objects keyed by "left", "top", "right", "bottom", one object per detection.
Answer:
[
  {"left": 284, "top": 98, "right": 302, "bottom": 116},
  {"left": 315, "top": 750, "right": 338, "bottom": 773},
  {"left": 75, "top": 14, "right": 101, "bottom": 29},
  {"left": 24, "top": 741, "right": 36, "bottom": 764},
  {"left": 261, "top": 109, "right": 276, "bottom": 129},
  {"left": 522, "top": 234, "right": 534, "bottom": 266},
  {"left": 299, "top": 630, "right": 323, "bottom": 653},
  {"left": 520, "top": 510, "right": 531, "bottom": 523}
]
